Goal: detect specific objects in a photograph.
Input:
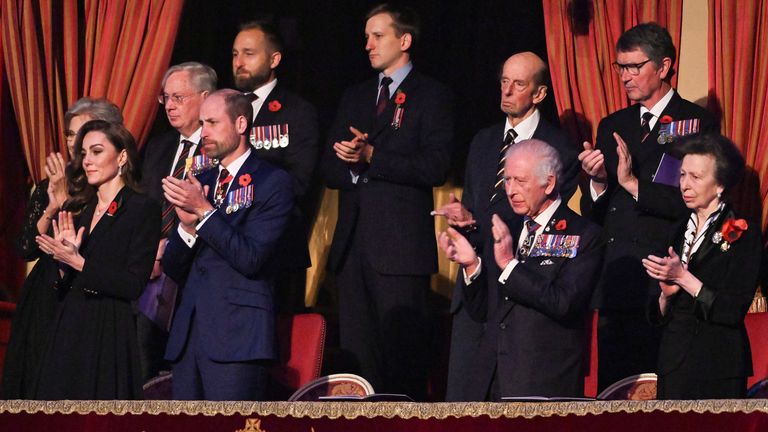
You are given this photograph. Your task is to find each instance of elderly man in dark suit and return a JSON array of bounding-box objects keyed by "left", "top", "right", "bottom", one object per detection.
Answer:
[
  {"left": 439, "top": 139, "right": 602, "bottom": 400},
  {"left": 138, "top": 62, "right": 216, "bottom": 383},
  {"left": 322, "top": 3, "right": 453, "bottom": 400},
  {"left": 578, "top": 23, "right": 718, "bottom": 391},
  {"left": 233, "top": 20, "right": 320, "bottom": 312},
  {"left": 162, "top": 89, "right": 293, "bottom": 400},
  {"left": 435, "top": 52, "right": 579, "bottom": 401}
]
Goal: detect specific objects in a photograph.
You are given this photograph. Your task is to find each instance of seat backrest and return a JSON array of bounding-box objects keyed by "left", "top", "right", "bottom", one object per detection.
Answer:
[
  {"left": 288, "top": 373, "right": 374, "bottom": 401},
  {"left": 0, "top": 301, "right": 17, "bottom": 384},
  {"left": 268, "top": 313, "right": 327, "bottom": 399},
  {"left": 746, "top": 312, "right": 768, "bottom": 388},
  {"left": 597, "top": 373, "right": 657, "bottom": 400}
]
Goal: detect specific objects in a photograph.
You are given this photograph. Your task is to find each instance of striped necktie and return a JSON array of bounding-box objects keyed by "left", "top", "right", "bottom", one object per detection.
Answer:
[
  {"left": 214, "top": 168, "right": 232, "bottom": 208},
  {"left": 161, "top": 139, "right": 194, "bottom": 236},
  {"left": 490, "top": 129, "right": 517, "bottom": 202},
  {"left": 640, "top": 111, "right": 654, "bottom": 142}
]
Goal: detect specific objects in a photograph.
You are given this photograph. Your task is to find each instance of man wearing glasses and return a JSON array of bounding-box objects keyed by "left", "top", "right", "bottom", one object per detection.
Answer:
[
  {"left": 578, "top": 23, "right": 718, "bottom": 391},
  {"left": 138, "top": 61, "right": 216, "bottom": 384}
]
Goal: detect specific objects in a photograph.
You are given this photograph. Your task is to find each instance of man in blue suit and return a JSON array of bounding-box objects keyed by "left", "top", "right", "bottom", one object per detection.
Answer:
[{"left": 162, "top": 89, "right": 293, "bottom": 400}]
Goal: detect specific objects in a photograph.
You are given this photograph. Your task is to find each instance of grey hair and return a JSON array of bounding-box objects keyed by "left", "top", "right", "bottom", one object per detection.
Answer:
[
  {"left": 505, "top": 139, "right": 562, "bottom": 187},
  {"left": 64, "top": 97, "right": 123, "bottom": 128},
  {"left": 161, "top": 61, "right": 217, "bottom": 93}
]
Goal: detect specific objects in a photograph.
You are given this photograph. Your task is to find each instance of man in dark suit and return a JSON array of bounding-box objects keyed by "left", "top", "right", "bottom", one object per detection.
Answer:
[
  {"left": 137, "top": 62, "right": 216, "bottom": 383},
  {"left": 435, "top": 52, "right": 579, "bottom": 401},
  {"left": 321, "top": 4, "right": 453, "bottom": 399},
  {"left": 233, "top": 21, "right": 320, "bottom": 312},
  {"left": 578, "top": 23, "right": 718, "bottom": 390},
  {"left": 438, "top": 139, "right": 602, "bottom": 400},
  {"left": 162, "top": 89, "right": 293, "bottom": 400}
]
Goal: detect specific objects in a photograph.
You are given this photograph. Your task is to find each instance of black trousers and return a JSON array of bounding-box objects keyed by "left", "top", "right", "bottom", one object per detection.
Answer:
[
  {"left": 336, "top": 228, "right": 431, "bottom": 400},
  {"left": 597, "top": 308, "right": 661, "bottom": 391}
]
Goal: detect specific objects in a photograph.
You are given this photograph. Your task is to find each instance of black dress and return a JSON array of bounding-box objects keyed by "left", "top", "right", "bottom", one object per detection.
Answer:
[
  {"left": 35, "top": 187, "right": 160, "bottom": 400},
  {"left": 1, "top": 179, "right": 62, "bottom": 398},
  {"left": 652, "top": 206, "right": 761, "bottom": 399}
]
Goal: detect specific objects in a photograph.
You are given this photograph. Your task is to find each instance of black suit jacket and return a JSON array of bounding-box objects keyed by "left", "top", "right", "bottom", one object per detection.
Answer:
[
  {"left": 250, "top": 83, "right": 319, "bottom": 270},
  {"left": 582, "top": 91, "right": 719, "bottom": 309},
  {"left": 322, "top": 70, "right": 454, "bottom": 275},
  {"left": 140, "top": 130, "right": 201, "bottom": 208},
  {"left": 460, "top": 203, "right": 603, "bottom": 399},
  {"left": 652, "top": 207, "right": 760, "bottom": 381},
  {"left": 449, "top": 116, "right": 580, "bottom": 313}
]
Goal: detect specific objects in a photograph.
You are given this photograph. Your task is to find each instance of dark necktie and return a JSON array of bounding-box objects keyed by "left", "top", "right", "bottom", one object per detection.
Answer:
[
  {"left": 246, "top": 93, "right": 258, "bottom": 103},
  {"left": 640, "top": 111, "right": 654, "bottom": 142},
  {"left": 517, "top": 218, "right": 540, "bottom": 258},
  {"left": 376, "top": 76, "right": 393, "bottom": 116},
  {"left": 161, "top": 139, "right": 194, "bottom": 236},
  {"left": 490, "top": 129, "right": 517, "bottom": 202},
  {"left": 214, "top": 168, "right": 232, "bottom": 208}
]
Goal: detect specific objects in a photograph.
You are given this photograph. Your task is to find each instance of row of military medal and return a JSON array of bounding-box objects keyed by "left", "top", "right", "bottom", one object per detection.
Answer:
[{"left": 250, "top": 124, "right": 289, "bottom": 150}]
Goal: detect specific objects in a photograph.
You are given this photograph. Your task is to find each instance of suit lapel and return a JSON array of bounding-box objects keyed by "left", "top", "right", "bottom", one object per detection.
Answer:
[
  {"left": 254, "top": 84, "right": 283, "bottom": 126},
  {"left": 369, "top": 72, "right": 418, "bottom": 143},
  {"left": 688, "top": 207, "right": 733, "bottom": 268},
  {"left": 83, "top": 187, "right": 133, "bottom": 253}
]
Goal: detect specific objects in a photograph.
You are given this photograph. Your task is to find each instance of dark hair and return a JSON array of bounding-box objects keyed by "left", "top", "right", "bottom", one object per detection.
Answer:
[
  {"left": 366, "top": 3, "right": 420, "bottom": 50},
  {"left": 238, "top": 19, "right": 284, "bottom": 54},
  {"left": 616, "top": 22, "right": 676, "bottom": 79},
  {"left": 672, "top": 133, "right": 745, "bottom": 197},
  {"left": 213, "top": 89, "right": 254, "bottom": 134},
  {"left": 65, "top": 120, "right": 142, "bottom": 212}
]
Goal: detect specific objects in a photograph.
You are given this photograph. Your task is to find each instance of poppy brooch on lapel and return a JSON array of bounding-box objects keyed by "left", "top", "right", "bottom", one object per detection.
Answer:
[
  {"left": 268, "top": 100, "right": 282, "bottom": 112},
  {"left": 391, "top": 90, "right": 406, "bottom": 129},
  {"left": 712, "top": 218, "right": 748, "bottom": 252},
  {"left": 239, "top": 173, "right": 252, "bottom": 187}
]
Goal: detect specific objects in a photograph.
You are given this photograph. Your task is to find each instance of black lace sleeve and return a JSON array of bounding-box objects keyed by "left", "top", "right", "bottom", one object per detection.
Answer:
[{"left": 16, "top": 179, "right": 51, "bottom": 260}]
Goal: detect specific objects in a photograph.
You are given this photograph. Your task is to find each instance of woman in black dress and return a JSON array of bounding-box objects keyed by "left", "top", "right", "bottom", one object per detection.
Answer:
[
  {"left": 35, "top": 120, "right": 160, "bottom": 399},
  {"left": 643, "top": 133, "right": 761, "bottom": 399},
  {"left": 1, "top": 98, "right": 123, "bottom": 398}
]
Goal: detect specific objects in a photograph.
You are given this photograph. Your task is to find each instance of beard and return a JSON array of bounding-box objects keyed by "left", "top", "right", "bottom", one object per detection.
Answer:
[{"left": 234, "top": 67, "right": 271, "bottom": 92}]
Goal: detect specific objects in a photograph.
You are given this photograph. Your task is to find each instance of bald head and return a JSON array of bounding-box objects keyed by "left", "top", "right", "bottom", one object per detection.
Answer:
[{"left": 500, "top": 52, "right": 549, "bottom": 125}]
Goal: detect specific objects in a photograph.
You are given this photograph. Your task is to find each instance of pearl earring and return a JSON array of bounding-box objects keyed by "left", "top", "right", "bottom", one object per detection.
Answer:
[{"left": 119, "top": 165, "right": 123, "bottom": 176}]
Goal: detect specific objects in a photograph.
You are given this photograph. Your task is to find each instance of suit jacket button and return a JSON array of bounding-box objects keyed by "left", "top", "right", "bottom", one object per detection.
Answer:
[
  {"left": 609, "top": 207, "right": 617, "bottom": 212},
  {"left": 362, "top": 177, "right": 369, "bottom": 184},
  {"left": 499, "top": 323, "right": 507, "bottom": 329},
  {"left": 608, "top": 237, "right": 614, "bottom": 243},
  {"left": 504, "top": 296, "right": 510, "bottom": 301}
]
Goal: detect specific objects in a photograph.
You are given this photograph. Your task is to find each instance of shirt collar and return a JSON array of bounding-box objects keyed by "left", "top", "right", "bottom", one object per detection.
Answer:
[
  {"left": 248, "top": 79, "right": 279, "bottom": 120},
  {"left": 220, "top": 148, "right": 251, "bottom": 178},
  {"left": 531, "top": 195, "right": 562, "bottom": 230},
  {"left": 180, "top": 127, "right": 202, "bottom": 145},
  {"left": 639, "top": 87, "right": 675, "bottom": 121},
  {"left": 378, "top": 62, "right": 413, "bottom": 93},
  {"left": 504, "top": 109, "right": 540, "bottom": 142}
]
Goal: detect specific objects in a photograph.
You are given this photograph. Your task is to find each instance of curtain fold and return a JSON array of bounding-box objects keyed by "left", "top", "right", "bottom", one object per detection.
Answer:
[
  {"left": 1, "top": 0, "right": 184, "bottom": 184},
  {"left": 542, "top": 0, "right": 683, "bottom": 146},
  {"left": 708, "top": 0, "right": 768, "bottom": 229}
]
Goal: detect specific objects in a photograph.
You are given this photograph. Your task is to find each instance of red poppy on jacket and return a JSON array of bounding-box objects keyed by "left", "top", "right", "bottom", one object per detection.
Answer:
[
  {"left": 394, "top": 91, "right": 406, "bottom": 105},
  {"left": 555, "top": 219, "right": 567, "bottom": 231},
  {"left": 660, "top": 115, "right": 674, "bottom": 124},
  {"left": 268, "top": 100, "right": 282, "bottom": 112},
  {"left": 107, "top": 201, "right": 118, "bottom": 216},
  {"left": 721, "top": 218, "right": 748, "bottom": 243},
  {"left": 239, "top": 173, "right": 252, "bottom": 187}
]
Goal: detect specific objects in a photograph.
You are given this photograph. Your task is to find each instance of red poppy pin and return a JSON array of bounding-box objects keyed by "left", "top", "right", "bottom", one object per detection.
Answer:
[
  {"left": 268, "top": 100, "right": 282, "bottom": 112},
  {"left": 239, "top": 173, "right": 252, "bottom": 187},
  {"left": 660, "top": 115, "right": 673, "bottom": 124},
  {"left": 394, "top": 91, "right": 406, "bottom": 105},
  {"left": 555, "top": 219, "right": 567, "bottom": 231},
  {"left": 107, "top": 201, "right": 118, "bottom": 216},
  {"left": 713, "top": 218, "right": 748, "bottom": 252}
]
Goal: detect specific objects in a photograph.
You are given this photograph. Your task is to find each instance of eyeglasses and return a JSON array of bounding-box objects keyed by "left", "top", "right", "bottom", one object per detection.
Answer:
[
  {"left": 611, "top": 59, "right": 653, "bottom": 75},
  {"left": 157, "top": 93, "right": 198, "bottom": 105}
]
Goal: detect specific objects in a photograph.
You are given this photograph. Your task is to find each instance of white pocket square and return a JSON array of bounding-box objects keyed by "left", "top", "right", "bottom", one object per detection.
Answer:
[{"left": 540, "top": 259, "right": 554, "bottom": 266}]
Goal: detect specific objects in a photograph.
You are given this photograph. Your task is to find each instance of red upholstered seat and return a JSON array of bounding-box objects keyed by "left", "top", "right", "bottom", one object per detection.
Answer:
[
  {"left": 0, "top": 301, "right": 17, "bottom": 385},
  {"left": 746, "top": 312, "right": 768, "bottom": 388},
  {"left": 268, "top": 313, "right": 327, "bottom": 399},
  {"left": 583, "top": 309, "right": 599, "bottom": 398}
]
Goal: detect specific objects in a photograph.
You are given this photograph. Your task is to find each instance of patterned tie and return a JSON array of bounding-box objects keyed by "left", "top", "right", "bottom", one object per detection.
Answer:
[
  {"left": 640, "top": 111, "right": 654, "bottom": 142},
  {"left": 517, "top": 218, "right": 540, "bottom": 258},
  {"left": 214, "top": 168, "right": 232, "bottom": 208},
  {"left": 376, "top": 76, "right": 393, "bottom": 116},
  {"left": 161, "top": 139, "right": 194, "bottom": 236},
  {"left": 489, "top": 129, "right": 517, "bottom": 202}
]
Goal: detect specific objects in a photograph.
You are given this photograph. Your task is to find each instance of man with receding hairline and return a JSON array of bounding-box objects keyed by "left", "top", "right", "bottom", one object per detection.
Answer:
[
  {"left": 434, "top": 52, "right": 579, "bottom": 401},
  {"left": 162, "top": 89, "right": 293, "bottom": 400}
]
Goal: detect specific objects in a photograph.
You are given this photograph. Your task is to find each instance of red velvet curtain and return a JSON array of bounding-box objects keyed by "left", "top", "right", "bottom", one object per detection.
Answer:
[
  {"left": 1, "top": 0, "right": 185, "bottom": 183},
  {"left": 542, "top": 0, "right": 683, "bottom": 145},
  {"left": 708, "top": 0, "right": 768, "bottom": 229}
]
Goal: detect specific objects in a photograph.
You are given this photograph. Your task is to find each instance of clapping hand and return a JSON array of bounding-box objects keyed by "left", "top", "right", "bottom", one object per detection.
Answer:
[
  {"left": 437, "top": 227, "right": 478, "bottom": 270},
  {"left": 432, "top": 193, "right": 476, "bottom": 227},
  {"left": 491, "top": 214, "right": 516, "bottom": 269},
  {"left": 36, "top": 211, "right": 85, "bottom": 271},
  {"left": 642, "top": 246, "right": 686, "bottom": 282},
  {"left": 614, "top": 132, "right": 639, "bottom": 197}
]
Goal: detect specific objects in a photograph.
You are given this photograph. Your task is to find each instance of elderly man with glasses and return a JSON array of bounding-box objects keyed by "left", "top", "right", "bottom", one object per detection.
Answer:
[{"left": 578, "top": 23, "right": 718, "bottom": 391}]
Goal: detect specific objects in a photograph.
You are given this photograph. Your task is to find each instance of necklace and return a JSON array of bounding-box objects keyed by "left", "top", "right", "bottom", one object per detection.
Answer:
[{"left": 95, "top": 202, "right": 110, "bottom": 216}]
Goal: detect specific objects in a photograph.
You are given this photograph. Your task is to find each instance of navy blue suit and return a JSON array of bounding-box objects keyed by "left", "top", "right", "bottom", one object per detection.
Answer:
[
  {"left": 322, "top": 69, "right": 453, "bottom": 398},
  {"left": 445, "top": 116, "right": 579, "bottom": 401},
  {"left": 163, "top": 151, "right": 293, "bottom": 400}
]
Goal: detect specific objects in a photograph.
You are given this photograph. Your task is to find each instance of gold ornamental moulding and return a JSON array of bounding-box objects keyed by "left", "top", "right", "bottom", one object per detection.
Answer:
[{"left": 3, "top": 400, "right": 768, "bottom": 419}]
